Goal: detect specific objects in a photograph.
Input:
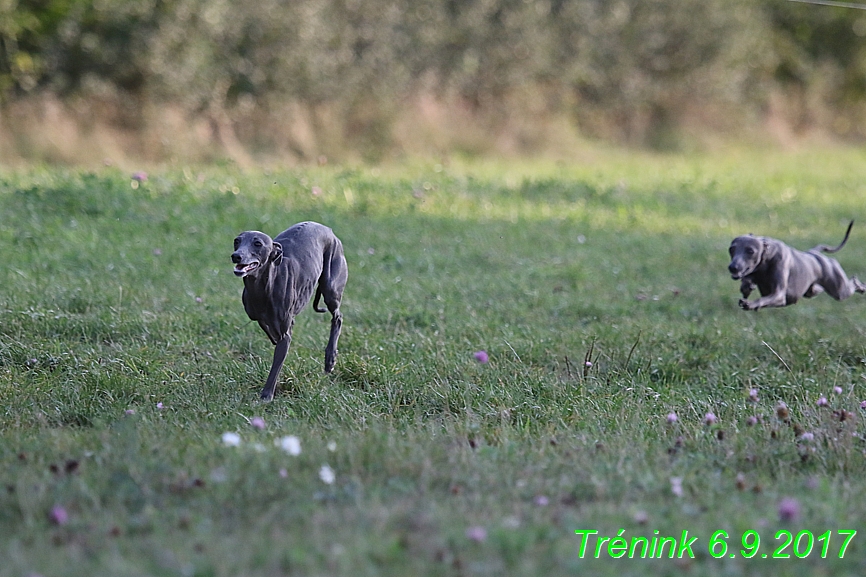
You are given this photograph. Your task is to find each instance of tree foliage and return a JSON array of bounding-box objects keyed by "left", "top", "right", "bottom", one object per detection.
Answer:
[{"left": 2, "top": 0, "right": 866, "bottom": 155}]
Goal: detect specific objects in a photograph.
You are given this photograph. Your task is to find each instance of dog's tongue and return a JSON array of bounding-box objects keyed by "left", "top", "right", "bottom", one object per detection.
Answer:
[{"left": 234, "top": 262, "right": 259, "bottom": 276}]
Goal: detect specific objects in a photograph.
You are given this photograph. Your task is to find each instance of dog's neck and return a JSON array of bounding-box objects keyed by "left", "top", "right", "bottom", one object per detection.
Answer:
[{"left": 243, "top": 261, "right": 283, "bottom": 301}]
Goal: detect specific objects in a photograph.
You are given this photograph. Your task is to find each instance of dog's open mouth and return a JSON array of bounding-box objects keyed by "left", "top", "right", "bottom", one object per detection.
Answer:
[
  {"left": 233, "top": 261, "right": 260, "bottom": 277},
  {"left": 730, "top": 267, "right": 753, "bottom": 280}
]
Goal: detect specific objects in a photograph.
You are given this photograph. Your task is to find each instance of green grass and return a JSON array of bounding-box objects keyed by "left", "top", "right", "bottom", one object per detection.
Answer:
[{"left": 3, "top": 147, "right": 866, "bottom": 575}]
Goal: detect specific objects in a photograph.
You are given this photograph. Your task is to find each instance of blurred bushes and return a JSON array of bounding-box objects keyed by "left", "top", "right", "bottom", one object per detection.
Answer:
[{"left": 2, "top": 0, "right": 866, "bottom": 161}]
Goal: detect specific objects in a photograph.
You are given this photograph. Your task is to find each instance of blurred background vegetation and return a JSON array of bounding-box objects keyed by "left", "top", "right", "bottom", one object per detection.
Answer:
[{"left": 2, "top": 0, "right": 866, "bottom": 163}]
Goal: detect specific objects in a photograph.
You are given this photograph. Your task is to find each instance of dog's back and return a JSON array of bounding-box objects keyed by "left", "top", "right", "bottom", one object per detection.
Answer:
[
  {"left": 271, "top": 222, "right": 341, "bottom": 316},
  {"left": 275, "top": 221, "right": 333, "bottom": 255}
]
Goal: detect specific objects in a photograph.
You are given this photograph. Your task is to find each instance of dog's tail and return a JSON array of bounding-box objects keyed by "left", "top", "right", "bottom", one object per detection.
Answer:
[
  {"left": 313, "top": 237, "right": 340, "bottom": 313},
  {"left": 313, "top": 286, "right": 326, "bottom": 313},
  {"left": 816, "top": 220, "right": 854, "bottom": 254}
]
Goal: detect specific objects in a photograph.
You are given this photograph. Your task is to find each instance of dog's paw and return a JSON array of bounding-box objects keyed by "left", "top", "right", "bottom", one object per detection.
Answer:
[
  {"left": 738, "top": 298, "right": 754, "bottom": 310},
  {"left": 324, "top": 348, "right": 337, "bottom": 373},
  {"left": 259, "top": 389, "right": 275, "bottom": 402}
]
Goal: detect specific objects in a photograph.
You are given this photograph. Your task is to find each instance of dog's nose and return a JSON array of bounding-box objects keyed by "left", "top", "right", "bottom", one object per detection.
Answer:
[
  {"left": 231, "top": 252, "right": 242, "bottom": 264},
  {"left": 728, "top": 262, "right": 738, "bottom": 274}
]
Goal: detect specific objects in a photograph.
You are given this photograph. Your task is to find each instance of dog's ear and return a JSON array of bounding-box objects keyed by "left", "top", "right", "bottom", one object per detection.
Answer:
[
  {"left": 760, "top": 238, "right": 776, "bottom": 260},
  {"left": 270, "top": 242, "right": 283, "bottom": 266}
]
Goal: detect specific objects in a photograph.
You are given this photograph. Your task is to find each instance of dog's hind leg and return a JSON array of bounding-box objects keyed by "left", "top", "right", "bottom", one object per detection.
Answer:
[
  {"left": 815, "top": 260, "right": 861, "bottom": 301},
  {"left": 324, "top": 307, "right": 342, "bottom": 374},
  {"left": 322, "top": 280, "right": 345, "bottom": 373},
  {"left": 319, "top": 239, "right": 347, "bottom": 373},
  {"left": 803, "top": 284, "right": 826, "bottom": 298}
]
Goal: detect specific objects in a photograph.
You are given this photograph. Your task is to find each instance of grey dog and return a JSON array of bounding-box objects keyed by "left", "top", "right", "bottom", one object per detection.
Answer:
[
  {"left": 728, "top": 221, "right": 865, "bottom": 311},
  {"left": 232, "top": 222, "right": 347, "bottom": 401}
]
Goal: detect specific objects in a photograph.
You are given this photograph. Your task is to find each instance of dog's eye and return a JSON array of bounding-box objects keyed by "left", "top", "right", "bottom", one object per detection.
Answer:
[
  {"left": 745, "top": 248, "right": 754, "bottom": 255},
  {"left": 254, "top": 240, "right": 263, "bottom": 248},
  {"left": 234, "top": 238, "right": 240, "bottom": 249},
  {"left": 729, "top": 247, "right": 735, "bottom": 256}
]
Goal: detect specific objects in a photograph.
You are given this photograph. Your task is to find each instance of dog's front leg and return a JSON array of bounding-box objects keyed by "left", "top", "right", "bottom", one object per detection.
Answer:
[
  {"left": 739, "top": 278, "right": 755, "bottom": 299},
  {"left": 740, "top": 291, "right": 788, "bottom": 311},
  {"left": 261, "top": 335, "right": 291, "bottom": 402}
]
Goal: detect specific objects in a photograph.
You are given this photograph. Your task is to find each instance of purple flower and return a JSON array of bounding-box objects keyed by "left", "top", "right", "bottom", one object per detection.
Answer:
[
  {"left": 745, "top": 416, "right": 758, "bottom": 427},
  {"left": 666, "top": 412, "right": 678, "bottom": 424},
  {"left": 749, "top": 388, "right": 758, "bottom": 402},
  {"left": 833, "top": 386, "right": 843, "bottom": 395},
  {"left": 817, "top": 396, "right": 829, "bottom": 407},
  {"left": 131, "top": 171, "right": 148, "bottom": 182},
  {"left": 278, "top": 468, "right": 288, "bottom": 478},
  {"left": 778, "top": 497, "right": 800, "bottom": 523},
  {"left": 534, "top": 495, "right": 549, "bottom": 507},
  {"left": 49, "top": 505, "right": 68, "bottom": 525},
  {"left": 250, "top": 416, "right": 266, "bottom": 430},
  {"left": 800, "top": 432, "right": 814, "bottom": 442},
  {"left": 585, "top": 361, "right": 593, "bottom": 368},
  {"left": 125, "top": 409, "right": 135, "bottom": 415},
  {"left": 156, "top": 402, "right": 164, "bottom": 410},
  {"left": 704, "top": 412, "right": 717, "bottom": 425},
  {"left": 861, "top": 400, "right": 866, "bottom": 410},
  {"left": 473, "top": 350, "right": 489, "bottom": 364},
  {"left": 465, "top": 526, "right": 487, "bottom": 542}
]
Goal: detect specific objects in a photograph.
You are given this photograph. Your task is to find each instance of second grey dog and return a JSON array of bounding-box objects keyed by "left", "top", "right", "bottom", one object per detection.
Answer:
[
  {"left": 728, "top": 221, "right": 866, "bottom": 311},
  {"left": 232, "top": 222, "right": 347, "bottom": 401}
]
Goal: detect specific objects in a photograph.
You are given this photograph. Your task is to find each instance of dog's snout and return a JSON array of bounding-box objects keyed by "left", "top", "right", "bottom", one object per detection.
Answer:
[
  {"left": 231, "top": 252, "right": 242, "bottom": 264},
  {"left": 728, "top": 262, "right": 738, "bottom": 274}
]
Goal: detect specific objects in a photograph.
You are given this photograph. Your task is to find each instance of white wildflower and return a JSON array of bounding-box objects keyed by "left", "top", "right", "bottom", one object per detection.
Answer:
[
  {"left": 319, "top": 465, "right": 335, "bottom": 485},
  {"left": 221, "top": 432, "right": 241, "bottom": 447},
  {"left": 277, "top": 435, "right": 302, "bottom": 456}
]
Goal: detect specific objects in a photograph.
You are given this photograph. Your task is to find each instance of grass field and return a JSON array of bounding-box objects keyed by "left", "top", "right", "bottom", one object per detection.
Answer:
[{"left": 3, "top": 148, "right": 866, "bottom": 576}]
